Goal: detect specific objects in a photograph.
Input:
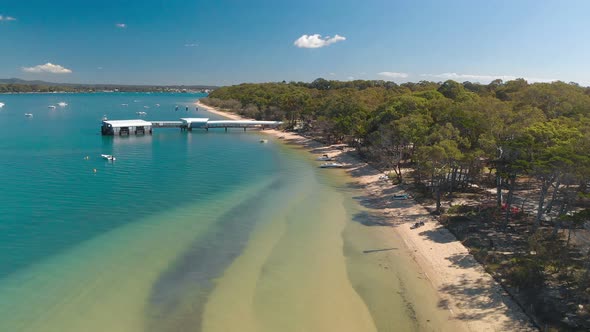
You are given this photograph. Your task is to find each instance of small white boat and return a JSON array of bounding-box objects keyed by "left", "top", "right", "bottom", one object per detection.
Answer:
[
  {"left": 155, "top": 104, "right": 160, "bottom": 107},
  {"left": 25, "top": 113, "right": 33, "bottom": 117},
  {"left": 57, "top": 102, "right": 68, "bottom": 107},
  {"left": 48, "top": 105, "right": 56, "bottom": 109},
  {"left": 102, "top": 115, "right": 108, "bottom": 120},
  {"left": 259, "top": 139, "right": 268, "bottom": 143},
  {"left": 320, "top": 162, "right": 344, "bottom": 168},
  {"left": 101, "top": 154, "right": 116, "bottom": 161},
  {"left": 133, "top": 100, "right": 140, "bottom": 103},
  {"left": 316, "top": 154, "right": 334, "bottom": 161},
  {"left": 0, "top": 102, "right": 5, "bottom": 108},
  {"left": 143, "top": 105, "right": 150, "bottom": 109},
  {"left": 136, "top": 111, "right": 147, "bottom": 115},
  {"left": 121, "top": 103, "right": 128, "bottom": 106}
]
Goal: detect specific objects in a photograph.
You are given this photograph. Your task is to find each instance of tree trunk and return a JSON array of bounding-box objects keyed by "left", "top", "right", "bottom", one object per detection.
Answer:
[
  {"left": 435, "top": 181, "right": 441, "bottom": 214},
  {"left": 504, "top": 174, "right": 517, "bottom": 226},
  {"left": 534, "top": 176, "right": 554, "bottom": 230},
  {"left": 496, "top": 172, "right": 503, "bottom": 208},
  {"left": 551, "top": 217, "right": 560, "bottom": 238},
  {"left": 545, "top": 179, "right": 561, "bottom": 214},
  {"left": 449, "top": 166, "right": 457, "bottom": 199}
]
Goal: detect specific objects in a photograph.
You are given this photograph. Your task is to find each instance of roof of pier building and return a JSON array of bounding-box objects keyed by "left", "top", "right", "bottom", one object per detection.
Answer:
[
  {"left": 102, "top": 119, "right": 152, "bottom": 127},
  {"left": 180, "top": 118, "right": 210, "bottom": 124}
]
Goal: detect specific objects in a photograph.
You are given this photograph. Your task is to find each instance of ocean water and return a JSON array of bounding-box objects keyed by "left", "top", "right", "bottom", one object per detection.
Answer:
[{"left": 0, "top": 93, "right": 457, "bottom": 331}]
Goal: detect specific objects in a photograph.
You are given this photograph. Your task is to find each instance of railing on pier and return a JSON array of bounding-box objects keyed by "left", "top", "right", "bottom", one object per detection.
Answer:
[{"left": 151, "top": 121, "right": 183, "bottom": 128}]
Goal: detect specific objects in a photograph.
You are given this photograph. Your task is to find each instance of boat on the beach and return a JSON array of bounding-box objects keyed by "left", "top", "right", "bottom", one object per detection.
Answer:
[
  {"left": 48, "top": 105, "right": 56, "bottom": 110},
  {"left": 25, "top": 113, "right": 33, "bottom": 117},
  {"left": 260, "top": 139, "right": 268, "bottom": 143},
  {"left": 316, "top": 154, "right": 334, "bottom": 161},
  {"left": 101, "top": 154, "right": 116, "bottom": 161},
  {"left": 57, "top": 102, "right": 68, "bottom": 107},
  {"left": 319, "top": 162, "right": 343, "bottom": 168}
]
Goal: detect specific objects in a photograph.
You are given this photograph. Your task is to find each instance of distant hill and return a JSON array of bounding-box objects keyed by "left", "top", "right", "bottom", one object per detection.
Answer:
[{"left": 0, "top": 78, "right": 219, "bottom": 90}]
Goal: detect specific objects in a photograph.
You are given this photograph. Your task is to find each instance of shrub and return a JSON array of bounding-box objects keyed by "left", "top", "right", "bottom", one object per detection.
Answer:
[{"left": 507, "top": 257, "right": 545, "bottom": 289}]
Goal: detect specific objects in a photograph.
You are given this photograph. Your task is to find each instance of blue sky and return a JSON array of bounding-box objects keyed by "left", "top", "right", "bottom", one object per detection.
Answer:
[{"left": 1, "top": 0, "right": 589, "bottom": 86}]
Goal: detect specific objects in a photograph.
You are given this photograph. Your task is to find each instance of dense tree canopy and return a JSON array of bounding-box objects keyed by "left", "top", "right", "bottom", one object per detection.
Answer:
[{"left": 203, "top": 78, "right": 590, "bottom": 213}]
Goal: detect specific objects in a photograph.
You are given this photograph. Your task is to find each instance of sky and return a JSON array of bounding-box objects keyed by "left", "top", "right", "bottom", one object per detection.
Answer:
[{"left": 1, "top": 0, "right": 589, "bottom": 86}]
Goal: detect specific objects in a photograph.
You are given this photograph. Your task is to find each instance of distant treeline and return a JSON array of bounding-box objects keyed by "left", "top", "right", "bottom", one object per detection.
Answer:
[{"left": 0, "top": 83, "right": 216, "bottom": 93}]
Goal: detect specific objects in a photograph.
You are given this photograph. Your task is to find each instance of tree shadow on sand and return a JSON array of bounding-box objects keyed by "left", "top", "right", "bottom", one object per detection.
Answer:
[
  {"left": 445, "top": 253, "right": 479, "bottom": 269},
  {"left": 437, "top": 274, "right": 536, "bottom": 330},
  {"left": 417, "top": 228, "right": 459, "bottom": 244}
]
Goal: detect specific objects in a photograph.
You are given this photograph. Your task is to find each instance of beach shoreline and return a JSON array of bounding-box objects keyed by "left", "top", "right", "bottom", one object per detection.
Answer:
[{"left": 195, "top": 100, "right": 536, "bottom": 331}]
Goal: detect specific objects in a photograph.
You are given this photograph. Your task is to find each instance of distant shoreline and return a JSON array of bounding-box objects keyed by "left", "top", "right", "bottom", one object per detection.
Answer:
[
  {"left": 0, "top": 91, "right": 209, "bottom": 95},
  {"left": 195, "top": 99, "right": 536, "bottom": 332}
]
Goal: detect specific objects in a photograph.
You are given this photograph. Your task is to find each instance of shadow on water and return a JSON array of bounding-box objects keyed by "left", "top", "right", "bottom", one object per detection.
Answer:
[
  {"left": 362, "top": 248, "right": 397, "bottom": 254},
  {"left": 144, "top": 178, "right": 283, "bottom": 332}
]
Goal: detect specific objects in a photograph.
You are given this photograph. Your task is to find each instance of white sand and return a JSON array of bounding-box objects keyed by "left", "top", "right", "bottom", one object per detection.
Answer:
[{"left": 195, "top": 100, "right": 537, "bottom": 332}]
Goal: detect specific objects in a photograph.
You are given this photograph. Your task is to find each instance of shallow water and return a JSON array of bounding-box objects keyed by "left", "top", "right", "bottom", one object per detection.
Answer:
[{"left": 0, "top": 93, "right": 456, "bottom": 331}]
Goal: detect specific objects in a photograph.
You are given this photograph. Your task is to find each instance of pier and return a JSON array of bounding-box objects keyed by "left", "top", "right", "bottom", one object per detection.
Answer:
[{"left": 101, "top": 118, "right": 282, "bottom": 135}]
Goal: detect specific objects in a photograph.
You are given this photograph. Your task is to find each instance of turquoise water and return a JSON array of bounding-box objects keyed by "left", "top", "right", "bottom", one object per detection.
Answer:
[
  {"left": 0, "top": 92, "right": 256, "bottom": 278},
  {"left": 0, "top": 93, "right": 458, "bottom": 332}
]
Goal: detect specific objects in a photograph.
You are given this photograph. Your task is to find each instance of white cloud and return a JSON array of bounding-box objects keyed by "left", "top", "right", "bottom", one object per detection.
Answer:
[
  {"left": 184, "top": 43, "right": 198, "bottom": 47},
  {"left": 378, "top": 72, "right": 409, "bottom": 79},
  {"left": 22, "top": 62, "right": 72, "bottom": 74},
  {"left": 347, "top": 76, "right": 354, "bottom": 81},
  {"left": 115, "top": 23, "right": 126, "bottom": 28},
  {"left": 0, "top": 15, "right": 17, "bottom": 21},
  {"left": 294, "top": 34, "right": 346, "bottom": 48},
  {"left": 421, "top": 72, "right": 556, "bottom": 83},
  {"left": 329, "top": 72, "right": 336, "bottom": 76}
]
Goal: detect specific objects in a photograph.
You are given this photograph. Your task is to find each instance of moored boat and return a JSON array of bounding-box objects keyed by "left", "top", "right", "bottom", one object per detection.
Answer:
[
  {"left": 316, "top": 154, "right": 334, "bottom": 161},
  {"left": 101, "top": 154, "right": 116, "bottom": 161},
  {"left": 319, "top": 162, "right": 343, "bottom": 168}
]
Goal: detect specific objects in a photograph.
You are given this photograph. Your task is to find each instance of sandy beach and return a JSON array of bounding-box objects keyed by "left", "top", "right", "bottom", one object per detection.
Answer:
[{"left": 196, "top": 100, "right": 537, "bottom": 331}]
